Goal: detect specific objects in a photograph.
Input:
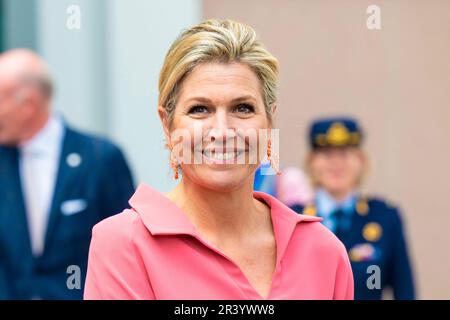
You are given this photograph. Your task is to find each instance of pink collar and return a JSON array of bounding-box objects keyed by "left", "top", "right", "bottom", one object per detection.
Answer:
[{"left": 129, "top": 183, "right": 322, "bottom": 264}]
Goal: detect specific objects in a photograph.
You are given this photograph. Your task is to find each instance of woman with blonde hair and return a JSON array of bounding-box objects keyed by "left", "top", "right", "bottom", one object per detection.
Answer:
[{"left": 84, "top": 20, "right": 353, "bottom": 300}]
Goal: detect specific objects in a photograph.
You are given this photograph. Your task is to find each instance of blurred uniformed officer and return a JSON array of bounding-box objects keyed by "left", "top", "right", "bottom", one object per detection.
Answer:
[{"left": 292, "top": 117, "right": 415, "bottom": 300}]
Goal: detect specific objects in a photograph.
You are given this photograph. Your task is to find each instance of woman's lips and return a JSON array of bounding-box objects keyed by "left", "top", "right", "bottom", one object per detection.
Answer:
[{"left": 201, "top": 149, "right": 246, "bottom": 164}]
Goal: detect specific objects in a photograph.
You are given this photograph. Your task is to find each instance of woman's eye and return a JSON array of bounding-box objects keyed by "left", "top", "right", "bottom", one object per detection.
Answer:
[
  {"left": 234, "top": 103, "right": 255, "bottom": 114},
  {"left": 188, "top": 105, "right": 209, "bottom": 114}
]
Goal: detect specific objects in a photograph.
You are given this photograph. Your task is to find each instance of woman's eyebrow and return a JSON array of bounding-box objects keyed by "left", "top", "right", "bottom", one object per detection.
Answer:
[
  {"left": 184, "top": 95, "right": 257, "bottom": 105},
  {"left": 184, "top": 96, "right": 212, "bottom": 104},
  {"left": 230, "top": 95, "right": 257, "bottom": 104}
]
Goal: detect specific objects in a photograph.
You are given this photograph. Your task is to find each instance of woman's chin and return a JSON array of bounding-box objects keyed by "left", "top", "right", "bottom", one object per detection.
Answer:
[
  {"left": 188, "top": 165, "right": 251, "bottom": 192},
  {"left": 323, "top": 182, "right": 353, "bottom": 195}
]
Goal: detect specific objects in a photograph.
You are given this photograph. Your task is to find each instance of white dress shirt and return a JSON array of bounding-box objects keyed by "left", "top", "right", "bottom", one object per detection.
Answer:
[{"left": 19, "top": 115, "right": 64, "bottom": 257}]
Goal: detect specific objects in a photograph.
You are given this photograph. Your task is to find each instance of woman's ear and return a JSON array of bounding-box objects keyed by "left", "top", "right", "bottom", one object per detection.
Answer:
[
  {"left": 271, "top": 104, "right": 277, "bottom": 115},
  {"left": 356, "top": 149, "right": 370, "bottom": 186},
  {"left": 357, "top": 149, "right": 367, "bottom": 167},
  {"left": 358, "top": 149, "right": 369, "bottom": 174},
  {"left": 268, "top": 104, "right": 277, "bottom": 128},
  {"left": 158, "top": 105, "right": 170, "bottom": 140}
]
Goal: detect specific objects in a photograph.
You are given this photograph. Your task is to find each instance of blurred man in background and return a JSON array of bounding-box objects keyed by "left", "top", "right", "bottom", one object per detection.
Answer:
[{"left": 0, "top": 49, "right": 135, "bottom": 299}]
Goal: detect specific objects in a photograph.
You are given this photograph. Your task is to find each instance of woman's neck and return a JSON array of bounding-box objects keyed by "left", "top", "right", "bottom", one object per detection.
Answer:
[{"left": 167, "top": 174, "right": 270, "bottom": 241}]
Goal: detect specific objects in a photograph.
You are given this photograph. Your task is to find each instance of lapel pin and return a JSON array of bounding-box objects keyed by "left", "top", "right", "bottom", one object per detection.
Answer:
[
  {"left": 303, "top": 205, "right": 317, "bottom": 216},
  {"left": 356, "top": 198, "right": 369, "bottom": 216},
  {"left": 67, "top": 153, "right": 82, "bottom": 168},
  {"left": 362, "top": 222, "right": 383, "bottom": 242}
]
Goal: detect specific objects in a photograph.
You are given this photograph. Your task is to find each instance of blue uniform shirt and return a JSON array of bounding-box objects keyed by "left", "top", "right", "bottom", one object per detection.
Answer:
[{"left": 316, "top": 188, "right": 356, "bottom": 233}]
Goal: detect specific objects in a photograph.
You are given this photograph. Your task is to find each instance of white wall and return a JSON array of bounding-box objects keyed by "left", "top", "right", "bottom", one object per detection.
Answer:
[
  {"left": 3, "top": 0, "right": 37, "bottom": 50},
  {"left": 36, "top": 0, "right": 108, "bottom": 135},
  {"left": 36, "top": 0, "right": 201, "bottom": 191},
  {"left": 106, "top": 0, "right": 201, "bottom": 190}
]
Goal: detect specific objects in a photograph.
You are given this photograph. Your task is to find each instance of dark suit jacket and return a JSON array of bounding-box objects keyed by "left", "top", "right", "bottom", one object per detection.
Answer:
[
  {"left": 0, "top": 124, "right": 135, "bottom": 299},
  {"left": 292, "top": 198, "right": 415, "bottom": 300}
]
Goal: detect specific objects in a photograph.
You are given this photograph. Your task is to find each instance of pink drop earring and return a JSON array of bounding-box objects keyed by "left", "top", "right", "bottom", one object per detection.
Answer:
[{"left": 267, "top": 128, "right": 281, "bottom": 175}]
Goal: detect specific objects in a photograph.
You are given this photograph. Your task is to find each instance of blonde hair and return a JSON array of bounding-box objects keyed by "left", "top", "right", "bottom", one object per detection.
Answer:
[{"left": 158, "top": 19, "right": 279, "bottom": 125}]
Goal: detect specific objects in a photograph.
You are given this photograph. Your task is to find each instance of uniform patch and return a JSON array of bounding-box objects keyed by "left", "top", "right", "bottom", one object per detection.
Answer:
[
  {"left": 303, "top": 205, "right": 317, "bottom": 216},
  {"left": 363, "top": 222, "right": 383, "bottom": 242},
  {"left": 356, "top": 199, "right": 369, "bottom": 216},
  {"left": 349, "top": 243, "right": 380, "bottom": 262}
]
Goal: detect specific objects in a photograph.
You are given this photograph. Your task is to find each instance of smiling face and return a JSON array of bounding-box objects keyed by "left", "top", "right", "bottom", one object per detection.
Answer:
[
  {"left": 309, "top": 147, "right": 366, "bottom": 196},
  {"left": 159, "top": 62, "right": 273, "bottom": 192}
]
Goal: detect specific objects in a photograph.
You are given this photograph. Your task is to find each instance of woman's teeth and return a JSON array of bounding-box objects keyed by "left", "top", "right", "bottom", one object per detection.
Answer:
[{"left": 203, "top": 150, "right": 242, "bottom": 161}]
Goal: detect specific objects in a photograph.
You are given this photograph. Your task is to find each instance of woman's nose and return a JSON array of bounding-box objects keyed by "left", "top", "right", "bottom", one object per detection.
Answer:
[{"left": 207, "top": 111, "right": 237, "bottom": 142}]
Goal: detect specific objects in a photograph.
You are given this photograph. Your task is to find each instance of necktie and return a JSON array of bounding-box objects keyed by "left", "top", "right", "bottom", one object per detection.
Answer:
[
  {"left": 331, "top": 208, "right": 345, "bottom": 240},
  {"left": 2, "top": 146, "right": 20, "bottom": 184}
]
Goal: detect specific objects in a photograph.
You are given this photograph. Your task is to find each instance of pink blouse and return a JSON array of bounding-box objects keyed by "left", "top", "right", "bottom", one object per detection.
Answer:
[{"left": 84, "top": 184, "right": 353, "bottom": 300}]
